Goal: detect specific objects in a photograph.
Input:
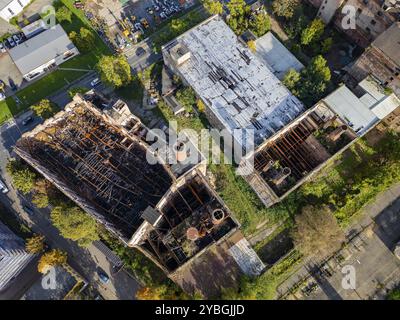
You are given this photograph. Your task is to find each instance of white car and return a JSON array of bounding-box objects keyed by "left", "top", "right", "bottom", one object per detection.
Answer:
[
  {"left": 0, "top": 42, "right": 6, "bottom": 53},
  {"left": 0, "top": 92, "right": 5, "bottom": 101},
  {"left": 0, "top": 179, "right": 9, "bottom": 193},
  {"left": 90, "top": 78, "right": 101, "bottom": 87}
]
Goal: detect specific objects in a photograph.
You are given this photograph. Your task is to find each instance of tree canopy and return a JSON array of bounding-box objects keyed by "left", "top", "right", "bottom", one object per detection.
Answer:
[
  {"left": 301, "top": 18, "right": 325, "bottom": 45},
  {"left": 283, "top": 55, "right": 331, "bottom": 105},
  {"left": 249, "top": 11, "right": 271, "bottom": 37},
  {"left": 51, "top": 205, "right": 99, "bottom": 247},
  {"left": 56, "top": 6, "right": 72, "bottom": 23},
  {"left": 6, "top": 159, "right": 37, "bottom": 194},
  {"left": 31, "top": 99, "right": 59, "bottom": 119},
  {"left": 202, "top": 0, "right": 224, "bottom": 15},
  {"left": 272, "top": 0, "right": 300, "bottom": 19},
  {"left": 38, "top": 249, "right": 67, "bottom": 273},
  {"left": 96, "top": 55, "right": 132, "bottom": 88},
  {"left": 291, "top": 205, "right": 345, "bottom": 258},
  {"left": 26, "top": 234, "right": 46, "bottom": 254},
  {"left": 69, "top": 28, "right": 95, "bottom": 53}
]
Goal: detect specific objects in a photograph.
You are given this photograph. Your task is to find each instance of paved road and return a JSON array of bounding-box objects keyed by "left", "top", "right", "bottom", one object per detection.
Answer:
[
  {"left": 0, "top": 95, "right": 141, "bottom": 300},
  {"left": 124, "top": 38, "right": 162, "bottom": 72}
]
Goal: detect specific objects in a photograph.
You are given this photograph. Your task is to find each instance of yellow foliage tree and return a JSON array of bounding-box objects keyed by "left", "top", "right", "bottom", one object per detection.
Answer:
[
  {"left": 26, "top": 234, "right": 46, "bottom": 254},
  {"left": 247, "top": 40, "right": 256, "bottom": 52},
  {"left": 37, "top": 249, "right": 67, "bottom": 274},
  {"left": 196, "top": 99, "right": 206, "bottom": 113}
]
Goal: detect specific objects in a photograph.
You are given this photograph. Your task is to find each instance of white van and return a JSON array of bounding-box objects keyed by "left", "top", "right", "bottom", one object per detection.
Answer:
[{"left": 0, "top": 179, "right": 9, "bottom": 193}]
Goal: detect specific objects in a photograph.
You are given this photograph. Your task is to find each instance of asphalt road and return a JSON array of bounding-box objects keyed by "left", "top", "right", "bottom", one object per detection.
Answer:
[
  {"left": 0, "top": 86, "right": 141, "bottom": 300},
  {"left": 124, "top": 38, "right": 162, "bottom": 72}
]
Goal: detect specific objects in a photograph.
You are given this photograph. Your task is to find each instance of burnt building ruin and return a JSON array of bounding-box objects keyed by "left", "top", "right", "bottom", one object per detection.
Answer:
[{"left": 15, "top": 93, "right": 265, "bottom": 296}]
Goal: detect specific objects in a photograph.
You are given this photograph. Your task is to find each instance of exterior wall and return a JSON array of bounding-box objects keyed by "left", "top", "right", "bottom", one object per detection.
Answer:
[
  {"left": 346, "top": 47, "right": 400, "bottom": 97},
  {"left": 333, "top": 0, "right": 396, "bottom": 47},
  {"left": 0, "top": 0, "right": 30, "bottom": 22},
  {"left": 317, "top": 0, "right": 344, "bottom": 23},
  {"left": 24, "top": 47, "right": 79, "bottom": 81},
  {"left": 0, "top": 220, "right": 34, "bottom": 290}
]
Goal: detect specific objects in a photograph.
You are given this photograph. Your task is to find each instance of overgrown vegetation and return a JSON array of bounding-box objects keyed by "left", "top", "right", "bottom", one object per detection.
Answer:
[
  {"left": 226, "top": 0, "right": 270, "bottom": 36},
  {"left": 221, "top": 250, "right": 303, "bottom": 299}
]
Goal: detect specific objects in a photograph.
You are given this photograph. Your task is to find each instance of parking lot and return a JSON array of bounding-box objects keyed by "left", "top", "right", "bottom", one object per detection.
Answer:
[{"left": 85, "top": 0, "right": 196, "bottom": 50}]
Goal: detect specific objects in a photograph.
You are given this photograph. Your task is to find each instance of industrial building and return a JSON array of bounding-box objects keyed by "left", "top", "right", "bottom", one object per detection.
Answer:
[
  {"left": 15, "top": 92, "right": 264, "bottom": 297},
  {"left": 241, "top": 77, "right": 400, "bottom": 207},
  {"left": 0, "top": 220, "right": 35, "bottom": 291},
  {"left": 162, "top": 15, "right": 305, "bottom": 152},
  {"left": 9, "top": 24, "right": 79, "bottom": 81},
  {"left": 345, "top": 22, "right": 400, "bottom": 97},
  {"left": 307, "top": 0, "right": 398, "bottom": 48}
]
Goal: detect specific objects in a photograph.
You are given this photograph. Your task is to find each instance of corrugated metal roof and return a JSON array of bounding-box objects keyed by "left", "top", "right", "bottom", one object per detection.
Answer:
[{"left": 8, "top": 24, "right": 76, "bottom": 75}]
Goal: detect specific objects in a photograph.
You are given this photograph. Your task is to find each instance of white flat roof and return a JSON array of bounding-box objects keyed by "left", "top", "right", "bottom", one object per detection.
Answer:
[
  {"left": 163, "top": 16, "right": 304, "bottom": 146},
  {"left": 255, "top": 32, "right": 304, "bottom": 80},
  {"left": 323, "top": 79, "right": 400, "bottom": 136}
]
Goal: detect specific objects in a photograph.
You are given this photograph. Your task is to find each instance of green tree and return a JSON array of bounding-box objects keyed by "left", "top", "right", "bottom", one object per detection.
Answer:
[
  {"left": 247, "top": 40, "right": 256, "bottom": 52},
  {"left": 176, "top": 86, "right": 197, "bottom": 113},
  {"left": 31, "top": 99, "right": 58, "bottom": 119},
  {"left": 51, "top": 205, "right": 99, "bottom": 247},
  {"left": 96, "top": 55, "right": 132, "bottom": 88},
  {"left": 56, "top": 6, "right": 72, "bottom": 23},
  {"left": 38, "top": 249, "right": 67, "bottom": 273},
  {"left": 32, "top": 192, "right": 49, "bottom": 208},
  {"left": 26, "top": 234, "right": 46, "bottom": 254},
  {"left": 320, "top": 37, "right": 333, "bottom": 54},
  {"left": 292, "top": 205, "right": 345, "bottom": 258},
  {"left": 69, "top": 28, "right": 95, "bottom": 52},
  {"left": 272, "top": 0, "right": 300, "bottom": 19},
  {"left": 203, "top": 0, "right": 224, "bottom": 15},
  {"left": 226, "top": 0, "right": 250, "bottom": 35},
  {"left": 299, "top": 55, "right": 331, "bottom": 103},
  {"left": 6, "top": 159, "right": 36, "bottom": 194},
  {"left": 301, "top": 18, "right": 325, "bottom": 45},
  {"left": 249, "top": 11, "right": 270, "bottom": 37},
  {"left": 68, "top": 86, "right": 89, "bottom": 98},
  {"left": 387, "top": 288, "right": 400, "bottom": 300},
  {"left": 283, "top": 68, "right": 301, "bottom": 94}
]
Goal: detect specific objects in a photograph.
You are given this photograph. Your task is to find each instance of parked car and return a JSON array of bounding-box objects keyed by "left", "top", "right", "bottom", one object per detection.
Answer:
[
  {"left": 22, "top": 206, "right": 34, "bottom": 216},
  {"left": 97, "top": 270, "right": 110, "bottom": 284},
  {"left": 0, "top": 92, "right": 5, "bottom": 102},
  {"left": 22, "top": 116, "right": 33, "bottom": 126},
  {"left": 9, "top": 78, "right": 17, "bottom": 91},
  {"left": 0, "top": 179, "right": 8, "bottom": 193},
  {"left": 12, "top": 34, "right": 21, "bottom": 45},
  {"left": 7, "top": 37, "right": 15, "bottom": 48},
  {"left": 0, "top": 42, "right": 6, "bottom": 53},
  {"left": 90, "top": 78, "right": 101, "bottom": 87}
]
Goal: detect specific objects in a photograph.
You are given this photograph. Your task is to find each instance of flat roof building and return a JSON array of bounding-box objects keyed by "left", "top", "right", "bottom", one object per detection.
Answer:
[
  {"left": 241, "top": 78, "right": 400, "bottom": 207},
  {"left": 162, "top": 15, "right": 305, "bottom": 152},
  {"left": 9, "top": 24, "right": 79, "bottom": 81},
  {"left": 0, "top": 220, "right": 34, "bottom": 291},
  {"left": 15, "top": 93, "right": 265, "bottom": 297},
  {"left": 254, "top": 32, "right": 304, "bottom": 80}
]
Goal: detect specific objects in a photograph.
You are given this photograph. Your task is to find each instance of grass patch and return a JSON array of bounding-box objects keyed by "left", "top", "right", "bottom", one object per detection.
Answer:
[{"left": 151, "top": 6, "right": 209, "bottom": 51}]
